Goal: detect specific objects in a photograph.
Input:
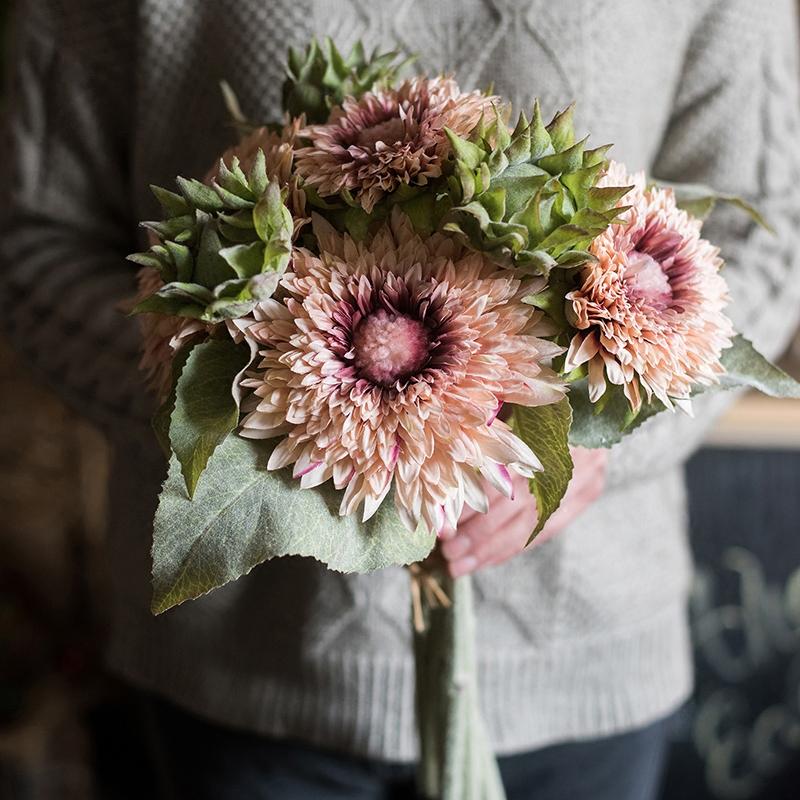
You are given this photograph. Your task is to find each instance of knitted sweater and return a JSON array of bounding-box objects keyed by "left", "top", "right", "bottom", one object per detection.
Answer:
[{"left": 2, "top": 0, "right": 800, "bottom": 762}]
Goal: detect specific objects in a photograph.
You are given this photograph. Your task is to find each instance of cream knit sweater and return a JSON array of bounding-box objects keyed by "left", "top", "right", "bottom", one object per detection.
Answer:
[{"left": 2, "top": 0, "right": 800, "bottom": 761}]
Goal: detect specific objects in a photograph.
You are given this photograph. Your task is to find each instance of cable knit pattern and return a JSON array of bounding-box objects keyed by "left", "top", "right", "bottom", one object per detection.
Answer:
[{"left": 2, "top": 0, "right": 800, "bottom": 761}]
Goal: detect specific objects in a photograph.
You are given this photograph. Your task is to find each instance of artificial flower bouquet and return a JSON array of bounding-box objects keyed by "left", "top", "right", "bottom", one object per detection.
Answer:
[{"left": 129, "top": 39, "right": 800, "bottom": 800}]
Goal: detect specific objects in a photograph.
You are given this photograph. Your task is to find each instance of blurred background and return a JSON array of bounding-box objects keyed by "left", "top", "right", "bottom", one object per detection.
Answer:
[{"left": 1, "top": 4, "right": 800, "bottom": 800}]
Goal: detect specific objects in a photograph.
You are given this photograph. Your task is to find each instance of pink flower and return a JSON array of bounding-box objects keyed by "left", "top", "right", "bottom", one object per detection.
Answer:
[
  {"left": 234, "top": 210, "right": 565, "bottom": 533},
  {"left": 294, "top": 77, "right": 500, "bottom": 212},
  {"left": 565, "top": 162, "right": 734, "bottom": 412}
]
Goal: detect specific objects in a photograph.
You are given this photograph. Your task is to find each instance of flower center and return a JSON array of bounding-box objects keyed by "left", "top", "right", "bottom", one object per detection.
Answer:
[
  {"left": 352, "top": 309, "right": 431, "bottom": 385},
  {"left": 625, "top": 250, "right": 673, "bottom": 310},
  {"left": 355, "top": 117, "right": 408, "bottom": 149}
]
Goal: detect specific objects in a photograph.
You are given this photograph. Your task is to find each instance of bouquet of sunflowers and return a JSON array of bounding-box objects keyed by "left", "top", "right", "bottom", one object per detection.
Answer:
[{"left": 129, "top": 39, "right": 800, "bottom": 800}]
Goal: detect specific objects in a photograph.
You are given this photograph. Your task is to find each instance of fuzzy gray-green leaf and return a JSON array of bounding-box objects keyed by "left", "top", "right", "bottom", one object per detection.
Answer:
[
  {"left": 718, "top": 335, "right": 800, "bottom": 398},
  {"left": 151, "top": 435, "right": 436, "bottom": 613},
  {"left": 169, "top": 339, "right": 251, "bottom": 498}
]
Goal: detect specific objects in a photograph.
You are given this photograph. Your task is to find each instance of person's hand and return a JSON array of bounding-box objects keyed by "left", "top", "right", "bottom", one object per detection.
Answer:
[{"left": 439, "top": 447, "right": 608, "bottom": 578}]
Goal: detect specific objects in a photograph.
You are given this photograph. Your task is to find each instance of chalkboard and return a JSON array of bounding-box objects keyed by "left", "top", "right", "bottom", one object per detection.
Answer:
[{"left": 661, "top": 448, "right": 800, "bottom": 800}]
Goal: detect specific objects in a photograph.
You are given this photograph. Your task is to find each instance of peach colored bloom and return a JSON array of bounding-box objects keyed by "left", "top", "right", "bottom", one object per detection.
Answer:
[
  {"left": 234, "top": 210, "right": 565, "bottom": 534},
  {"left": 207, "top": 116, "right": 309, "bottom": 236},
  {"left": 294, "top": 77, "right": 500, "bottom": 212},
  {"left": 565, "top": 162, "right": 734, "bottom": 412}
]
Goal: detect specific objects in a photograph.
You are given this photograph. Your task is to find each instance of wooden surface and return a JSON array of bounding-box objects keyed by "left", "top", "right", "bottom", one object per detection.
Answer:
[
  {"left": 709, "top": 395, "right": 800, "bottom": 449},
  {"left": 708, "top": 335, "right": 800, "bottom": 449}
]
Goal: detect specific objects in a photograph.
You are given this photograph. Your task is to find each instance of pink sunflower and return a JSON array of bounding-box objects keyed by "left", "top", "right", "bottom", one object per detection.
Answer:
[
  {"left": 294, "top": 77, "right": 500, "bottom": 213},
  {"left": 564, "top": 162, "right": 734, "bottom": 412},
  {"left": 233, "top": 210, "right": 565, "bottom": 533}
]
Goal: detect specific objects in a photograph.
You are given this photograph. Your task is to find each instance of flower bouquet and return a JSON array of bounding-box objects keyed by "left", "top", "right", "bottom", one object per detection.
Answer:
[{"left": 129, "top": 39, "right": 800, "bottom": 800}]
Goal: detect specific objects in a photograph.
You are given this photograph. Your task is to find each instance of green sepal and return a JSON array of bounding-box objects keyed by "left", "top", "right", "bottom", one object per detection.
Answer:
[
  {"left": 176, "top": 177, "right": 226, "bottom": 212},
  {"left": 129, "top": 170, "right": 294, "bottom": 322},
  {"left": 441, "top": 102, "right": 628, "bottom": 273},
  {"left": 282, "top": 37, "right": 412, "bottom": 123}
]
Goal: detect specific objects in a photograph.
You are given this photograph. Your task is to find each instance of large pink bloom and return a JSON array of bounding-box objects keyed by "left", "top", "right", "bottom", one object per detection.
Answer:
[
  {"left": 234, "top": 211, "right": 565, "bottom": 534},
  {"left": 565, "top": 162, "right": 734, "bottom": 412},
  {"left": 294, "top": 77, "right": 500, "bottom": 212}
]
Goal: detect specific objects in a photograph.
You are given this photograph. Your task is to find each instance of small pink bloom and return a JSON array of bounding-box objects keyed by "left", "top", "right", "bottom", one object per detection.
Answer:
[
  {"left": 294, "top": 77, "right": 501, "bottom": 212},
  {"left": 565, "top": 162, "right": 734, "bottom": 412}
]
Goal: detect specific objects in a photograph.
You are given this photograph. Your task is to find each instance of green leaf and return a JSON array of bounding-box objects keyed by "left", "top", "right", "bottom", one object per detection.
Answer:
[
  {"left": 654, "top": 181, "right": 775, "bottom": 234},
  {"left": 718, "top": 335, "right": 800, "bottom": 398},
  {"left": 506, "top": 110, "right": 531, "bottom": 165},
  {"left": 516, "top": 250, "right": 558, "bottom": 276},
  {"left": 537, "top": 136, "right": 587, "bottom": 176},
  {"left": 165, "top": 241, "right": 193, "bottom": 283},
  {"left": 398, "top": 192, "right": 437, "bottom": 236},
  {"left": 131, "top": 281, "right": 213, "bottom": 318},
  {"left": 492, "top": 164, "right": 549, "bottom": 215},
  {"left": 248, "top": 149, "right": 269, "bottom": 197},
  {"left": 528, "top": 100, "right": 552, "bottom": 160},
  {"left": 169, "top": 339, "right": 251, "bottom": 498},
  {"left": 151, "top": 435, "right": 436, "bottom": 613},
  {"left": 152, "top": 345, "right": 194, "bottom": 457},
  {"left": 343, "top": 205, "right": 372, "bottom": 241},
  {"left": 511, "top": 399, "right": 574, "bottom": 540},
  {"left": 568, "top": 380, "right": 666, "bottom": 448}
]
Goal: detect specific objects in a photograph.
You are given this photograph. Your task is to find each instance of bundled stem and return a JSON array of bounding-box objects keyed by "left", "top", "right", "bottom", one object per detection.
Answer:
[{"left": 413, "top": 571, "right": 506, "bottom": 800}]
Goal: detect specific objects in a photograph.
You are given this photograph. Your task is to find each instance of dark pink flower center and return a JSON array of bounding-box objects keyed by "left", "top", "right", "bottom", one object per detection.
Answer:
[
  {"left": 352, "top": 309, "right": 431, "bottom": 385},
  {"left": 355, "top": 117, "right": 408, "bottom": 149},
  {"left": 625, "top": 250, "right": 673, "bottom": 310}
]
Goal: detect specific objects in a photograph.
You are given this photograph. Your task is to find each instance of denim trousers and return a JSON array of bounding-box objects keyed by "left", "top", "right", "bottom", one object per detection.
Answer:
[{"left": 145, "top": 695, "right": 673, "bottom": 800}]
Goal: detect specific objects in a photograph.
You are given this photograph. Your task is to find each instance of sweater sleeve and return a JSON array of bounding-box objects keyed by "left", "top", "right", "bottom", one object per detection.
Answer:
[
  {"left": 0, "top": 0, "right": 152, "bottom": 433},
  {"left": 604, "top": 0, "right": 800, "bottom": 491}
]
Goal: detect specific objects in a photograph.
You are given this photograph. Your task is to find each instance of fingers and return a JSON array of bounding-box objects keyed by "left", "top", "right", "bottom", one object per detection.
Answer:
[
  {"left": 439, "top": 452, "right": 609, "bottom": 578},
  {"left": 446, "top": 523, "right": 528, "bottom": 577},
  {"left": 448, "top": 554, "right": 479, "bottom": 578},
  {"left": 439, "top": 532, "right": 472, "bottom": 561},
  {"left": 441, "top": 501, "right": 535, "bottom": 577},
  {"left": 437, "top": 523, "right": 458, "bottom": 541}
]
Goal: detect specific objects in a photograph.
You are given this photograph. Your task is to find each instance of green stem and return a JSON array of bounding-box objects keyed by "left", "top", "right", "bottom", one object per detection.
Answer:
[{"left": 414, "top": 573, "right": 507, "bottom": 800}]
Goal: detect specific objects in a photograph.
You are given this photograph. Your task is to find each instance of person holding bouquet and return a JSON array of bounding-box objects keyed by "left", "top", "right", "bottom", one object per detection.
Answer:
[{"left": 2, "top": 2, "right": 800, "bottom": 798}]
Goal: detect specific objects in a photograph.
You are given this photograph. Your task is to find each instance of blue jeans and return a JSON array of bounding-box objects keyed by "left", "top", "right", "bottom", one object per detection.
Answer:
[{"left": 145, "top": 696, "right": 672, "bottom": 800}]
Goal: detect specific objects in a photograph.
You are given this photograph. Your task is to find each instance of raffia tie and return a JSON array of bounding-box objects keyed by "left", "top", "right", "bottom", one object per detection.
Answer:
[{"left": 408, "top": 562, "right": 452, "bottom": 633}]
